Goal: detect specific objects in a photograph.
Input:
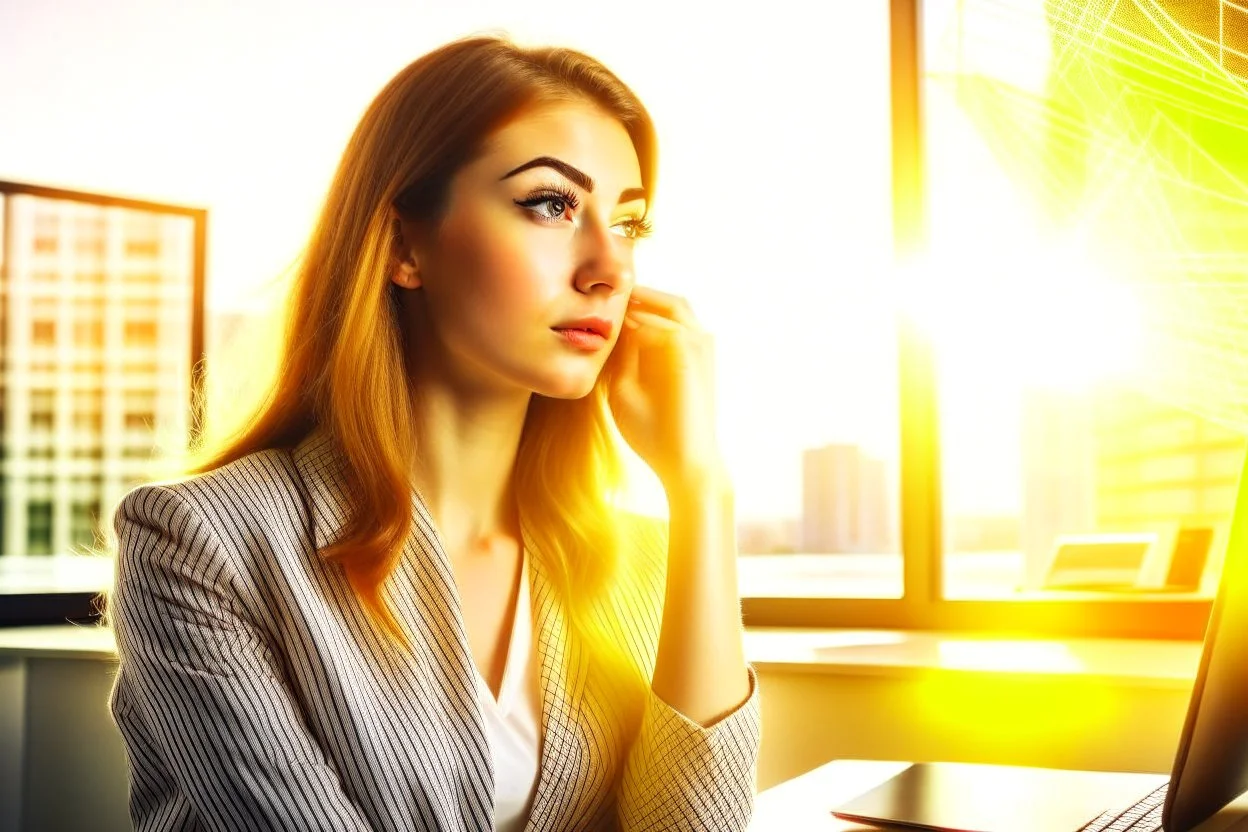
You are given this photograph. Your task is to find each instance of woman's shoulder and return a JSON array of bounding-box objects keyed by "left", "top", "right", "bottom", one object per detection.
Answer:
[
  {"left": 126, "top": 444, "right": 298, "bottom": 503},
  {"left": 115, "top": 443, "right": 307, "bottom": 549}
]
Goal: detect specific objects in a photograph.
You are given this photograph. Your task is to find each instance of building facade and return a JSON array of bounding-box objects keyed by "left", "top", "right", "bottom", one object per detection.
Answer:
[{"left": 0, "top": 184, "right": 203, "bottom": 557}]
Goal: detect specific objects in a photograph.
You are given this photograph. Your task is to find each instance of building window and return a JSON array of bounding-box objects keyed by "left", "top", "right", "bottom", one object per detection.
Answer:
[
  {"left": 32, "top": 213, "right": 59, "bottom": 255},
  {"left": 32, "top": 319, "right": 56, "bottom": 345},
  {"left": 70, "top": 501, "right": 101, "bottom": 548},
  {"left": 125, "top": 239, "right": 160, "bottom": 258},
  {"left": 30, "top": 388, "right": 55, "bottom": 431},
  {"left": 124, "top": 271, "right": 163, "bottom": 284},
  {"left": 27, "top": 501, "right": 53, "bottom": 555},
  {"left": 123, "top": 320, "right": 158, "bottom": 346},
  {"left": 73, "top": 411, "right": 103, "bottom": 431},
  {"left": 124, "top": 411, "right": 155, "bottom": 430},
  {"left": 74, "top": 319, "right": 104, "bottom": 347}
]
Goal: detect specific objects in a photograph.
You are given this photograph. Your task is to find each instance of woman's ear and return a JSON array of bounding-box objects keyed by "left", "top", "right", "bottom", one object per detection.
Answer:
[{"left": 390, "top": 217, "right": 422, "bottom": 290}]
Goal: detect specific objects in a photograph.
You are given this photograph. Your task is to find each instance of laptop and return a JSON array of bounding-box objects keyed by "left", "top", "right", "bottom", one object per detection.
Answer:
[{"left": 831, "top": 452, "right": 1248, "bottom": 831}]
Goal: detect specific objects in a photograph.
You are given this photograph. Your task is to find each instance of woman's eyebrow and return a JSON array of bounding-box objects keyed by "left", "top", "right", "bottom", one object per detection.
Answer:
[{"left": 500, "top": 155, "right": 646, "bottom": 205}]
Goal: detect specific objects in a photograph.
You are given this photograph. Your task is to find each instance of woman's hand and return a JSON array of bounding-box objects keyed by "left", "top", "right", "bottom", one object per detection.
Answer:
[{"left": 604, "top": 285, "right": 727, "bottom": 494}]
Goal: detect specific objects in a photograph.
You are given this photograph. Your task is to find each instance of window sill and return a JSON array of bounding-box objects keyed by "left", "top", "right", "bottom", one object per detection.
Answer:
[
  {"left": 744, "top": 627, "right": 1202, "bottom": 689},
  {"left": 0, "top": 624, "right": 1205, "bottom": 690}
]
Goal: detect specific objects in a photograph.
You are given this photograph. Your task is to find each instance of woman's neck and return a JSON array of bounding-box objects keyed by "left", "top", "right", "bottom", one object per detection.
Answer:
[{"left": 408, "top": 383, "right": 529, "bottom": 558}]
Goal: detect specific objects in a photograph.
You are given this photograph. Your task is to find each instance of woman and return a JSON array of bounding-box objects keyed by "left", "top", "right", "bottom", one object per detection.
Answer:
[{"left": 107, "top": 34, "right": 760, "bottom": 832}]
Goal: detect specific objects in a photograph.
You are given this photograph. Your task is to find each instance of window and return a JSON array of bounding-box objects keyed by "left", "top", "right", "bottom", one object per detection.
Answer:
[
  {"left": 629, "top": 1, "right": 903, "bottom": 602},
  {"left": 26, "top": 500, "right": 53, "bottom": 555},
  {"left": 924, "top": 0, "right": 1248, "bottom": 610},
  {"left": 123, "top": 320, "right": 158, "bottom": 346},
  {"left": 73, "top": 413, "right": 103, "bottom": 431},
  {"left": 32, "top": 212, "right": 58, "bottom": 255},
  {"left": 124, "top": 270, "right": 163, "bottom": 284},
  {"left": 122, "top": 390, "right": 158, "bottom": 443},
  {"left": 73, "top": 389, "right": 103, "bottom": 432},
  {"left": 742, "top": 0, "right": 1243, "bottom": 640},
  {"left": 31, "top": 319, "right": 56, "bottom": 345},
  {"left": 125, "top": 239, "right": 160, "bottom": 258},
  {"left": 74, "top": 319, "right": 104, "bottom": 347},
  {"left": 70, "top": 501, "right": 101, "bottom": 548},
  {"left": 75, "top": 213, "right": 108, "bottom": 258},
  {"left": 29, "top": 388, "right": 55, "bottom": 431},
  {"left": 124, "top": 411, "right": 155, "bottom": 430}
]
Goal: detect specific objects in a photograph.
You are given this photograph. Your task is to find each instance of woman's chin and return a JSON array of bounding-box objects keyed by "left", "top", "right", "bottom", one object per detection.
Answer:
[{"left": 534, "top": 370, "right": 600, "bottom": 400}]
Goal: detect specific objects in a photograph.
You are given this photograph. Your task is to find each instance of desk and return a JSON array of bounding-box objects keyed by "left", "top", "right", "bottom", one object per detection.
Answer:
[{"left": 749, "top": 760, "right": 1248, "bottom": 831}]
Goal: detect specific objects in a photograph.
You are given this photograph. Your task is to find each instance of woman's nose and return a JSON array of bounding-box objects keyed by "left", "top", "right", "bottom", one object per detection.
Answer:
[{"left": 572, "top": 217, "right": 632, "bottom": 295}]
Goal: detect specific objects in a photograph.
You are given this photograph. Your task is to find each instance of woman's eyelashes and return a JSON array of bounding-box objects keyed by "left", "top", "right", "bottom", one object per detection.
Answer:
[
  {"left": 515, "top": 183, "right": 580, "bottom": 222},
  {"left": 514, "top": 183, "right": 653, "bottom": 240}
]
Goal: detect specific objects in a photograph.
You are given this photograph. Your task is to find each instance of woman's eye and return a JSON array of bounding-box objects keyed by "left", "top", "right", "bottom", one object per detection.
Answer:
[
  {"left": 611, "top": 217, "right": 654, "bottom": 240},
  {"left": 534, "top": 198, "right": 568, "bottom": 220},
  {"left": 515, "top": 191, "right": 578, "bottom": 223}
]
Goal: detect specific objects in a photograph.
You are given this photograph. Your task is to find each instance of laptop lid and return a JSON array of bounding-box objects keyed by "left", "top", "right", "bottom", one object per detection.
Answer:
[{"left": 1162, "top": 448, "right": 1248, "bottom": 830}]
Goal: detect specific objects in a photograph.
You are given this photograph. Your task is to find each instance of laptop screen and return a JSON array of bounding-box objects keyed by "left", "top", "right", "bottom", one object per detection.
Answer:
[{"left": 1164, "top": 449, "right": 1248, "bottom": 830}]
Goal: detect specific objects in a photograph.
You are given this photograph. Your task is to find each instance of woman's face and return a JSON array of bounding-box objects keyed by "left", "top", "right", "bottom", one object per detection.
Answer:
[{"left": 394, "top": 100, "right": 647, "bottom": 400}]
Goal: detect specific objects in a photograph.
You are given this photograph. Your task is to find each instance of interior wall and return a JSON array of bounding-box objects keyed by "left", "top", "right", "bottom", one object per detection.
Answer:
[{"left": 754, "top": 668, "right": 1193, "bottom": 790}]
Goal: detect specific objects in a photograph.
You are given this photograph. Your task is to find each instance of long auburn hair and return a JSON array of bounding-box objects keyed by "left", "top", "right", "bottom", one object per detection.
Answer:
[{"left": 180, "top": 35, "right": 659, "bottom": 654}]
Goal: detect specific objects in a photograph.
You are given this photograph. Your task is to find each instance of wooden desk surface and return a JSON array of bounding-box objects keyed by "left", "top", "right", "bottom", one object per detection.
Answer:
[{"left": 749, "top": 760, "right": 1248, "bottom": 831}]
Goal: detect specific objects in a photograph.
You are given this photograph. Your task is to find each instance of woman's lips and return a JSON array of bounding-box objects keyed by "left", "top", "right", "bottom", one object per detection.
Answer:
[{"left": 552, "top": 327, "right": 609, "bottom": 350}]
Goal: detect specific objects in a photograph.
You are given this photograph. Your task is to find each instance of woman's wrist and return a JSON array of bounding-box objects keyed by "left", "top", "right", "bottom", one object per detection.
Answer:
[{"left": 661, "top": 461, "right": 733, "bottom": 507}]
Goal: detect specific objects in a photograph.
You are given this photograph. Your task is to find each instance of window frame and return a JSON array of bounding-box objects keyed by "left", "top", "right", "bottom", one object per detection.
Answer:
[{"left": 740, "top": 0, "right": 1215, "bottom": 641}]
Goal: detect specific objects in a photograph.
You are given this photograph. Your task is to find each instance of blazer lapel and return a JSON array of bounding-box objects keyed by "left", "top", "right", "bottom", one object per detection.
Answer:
[
  {"left": 291, "top": 428, "right": 496, "bottom": 831},
  {"left": 519, "top": 519, "right": 593, "bottom": 831}
]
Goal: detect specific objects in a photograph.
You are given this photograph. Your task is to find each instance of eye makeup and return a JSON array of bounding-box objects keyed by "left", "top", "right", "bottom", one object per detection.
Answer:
[{"left": 514, "top": 182, "right": 653, "bottom": 240}]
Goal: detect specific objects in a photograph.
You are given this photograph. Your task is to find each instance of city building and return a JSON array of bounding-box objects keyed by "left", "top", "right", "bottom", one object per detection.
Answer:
[
  {"left": 0, "top": 182, "right": 204, "bottom": 556},
  {"left": 800, "top": 443, "right": 891, "bottom": 554}
]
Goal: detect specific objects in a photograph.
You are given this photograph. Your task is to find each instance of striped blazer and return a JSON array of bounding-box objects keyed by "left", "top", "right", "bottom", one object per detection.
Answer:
[{"left": 107, "top": 428, "right": 761, "bottom": 831}]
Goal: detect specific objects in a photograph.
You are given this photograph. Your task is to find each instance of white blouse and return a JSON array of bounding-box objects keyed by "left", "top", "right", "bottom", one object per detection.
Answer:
[{"left": 472, "top": 550, "right": 541, "bottom": 832}]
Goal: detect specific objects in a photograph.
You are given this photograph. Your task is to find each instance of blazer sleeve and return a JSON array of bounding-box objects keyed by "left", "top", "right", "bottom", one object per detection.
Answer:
[
  {"left": 615, "top": 514, "right": 763, "bottom": 831},
  {"left": 108, "top": 484, "right": 375, "bottom": 832}
]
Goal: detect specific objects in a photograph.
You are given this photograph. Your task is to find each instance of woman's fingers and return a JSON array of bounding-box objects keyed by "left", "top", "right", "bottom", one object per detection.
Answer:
[
  {"left": 629, "top": 285, "right": 698, "bottom": 327},
  {"left": 625, "top": 307, "right": 683, "bottom": 332}
]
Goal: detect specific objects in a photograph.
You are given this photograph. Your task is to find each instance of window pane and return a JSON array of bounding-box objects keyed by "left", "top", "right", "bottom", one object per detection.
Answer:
[
  {"left": 923, "top": 0, "right": 1248, "bottom": 599},
  {"left": 662, "top": 3, "right": 899, "bottom": 599}
]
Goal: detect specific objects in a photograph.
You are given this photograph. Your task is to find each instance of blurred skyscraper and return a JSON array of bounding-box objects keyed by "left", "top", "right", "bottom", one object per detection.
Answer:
[
  {"left": 0, "top": 183, "right": 204, "bottom": 556},
  {"left": 801, "top": 444, "right": 891, "bottom": 554}
]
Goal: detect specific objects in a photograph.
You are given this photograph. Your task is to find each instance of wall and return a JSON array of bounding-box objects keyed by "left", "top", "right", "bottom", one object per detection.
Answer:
[
  {"left": 755, "top": 668, "right": 1191, "bottom": 790},
  {"left": 0, "top": 656, "right": 129, "bottom": 832}
]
